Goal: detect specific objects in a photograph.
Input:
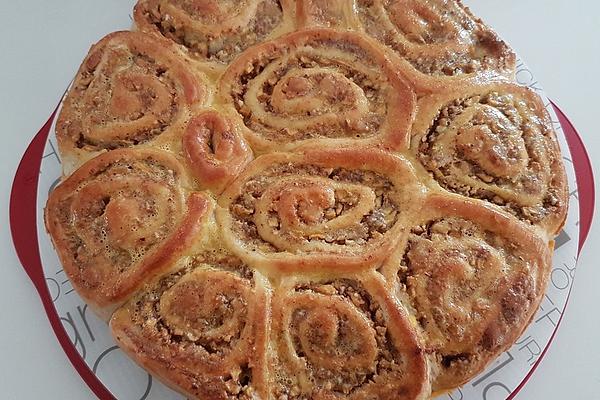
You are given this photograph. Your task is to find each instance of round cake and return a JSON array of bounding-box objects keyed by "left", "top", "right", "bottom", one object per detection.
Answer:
[{"left": 44, "top": 1, "right": 568, "bottom": 399}]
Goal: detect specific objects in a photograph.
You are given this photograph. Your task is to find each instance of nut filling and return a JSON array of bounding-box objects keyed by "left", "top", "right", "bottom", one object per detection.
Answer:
[
  {"left": 70, "top": 52, "right": 179, "bottom": 150},
  {"left": 220, "top": 29, "right": 416, "bottom": 151},
  {"left": 44, "top": 2, "right": 568, "bottom": 399},
  {"left": 418, "top": 91, "right": 564, "bottom": 227},
  {"left": 56, "top": 31, "right": 207, "bottom": 160},
  {"left": 356, "top": 0, "right": 514, "bottom": 77},
  {"left": 230, "top": 53, "right": 388, "bottom": 141},
  {"left": 112, "top": 256, "right": 262, "bottom": 399},
  {"left": 60, "top": 158, "right": 180, "bottom": 270},
  {"left": 230, "top": 164, "right": 399, "bottom": 252},
  {"left": 401, "top": 217, "right": 539, "bottom": 390},
  {"left": 131, "top": 263, "right": 251, "bottom": 355},
  {"left": 46, "top": 150, "right": 196, "bottom": 298},
  {"left": 136, "top": 0, "right": 285, "bottom": 63},
  {"left": 272, "top": 278, "right": 427, "bottom": 399}
]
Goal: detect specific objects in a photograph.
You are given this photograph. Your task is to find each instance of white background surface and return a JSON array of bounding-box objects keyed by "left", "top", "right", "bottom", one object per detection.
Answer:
[{"left": 0, "top": 1, "right": 598, "bottom": 399}]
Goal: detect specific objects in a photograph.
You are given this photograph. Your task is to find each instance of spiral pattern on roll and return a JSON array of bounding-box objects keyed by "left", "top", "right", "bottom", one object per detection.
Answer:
[
  {"left": 413, "top": 83, "right": 568, "bottom": 234},
  {"left": 220, "top": 28, "right": 416, "bottom": 152},
  {"left": 355, "top": 0, "right": 515, "bottom": 82},
  {"left": 134, "top": 0, "right": 293, "bottom": 65},
  {"left": 43, "top": 2, "right": 567, "bottom": 398},
  {"left": 56, "top": 31, "right": 209, "bottom": 172},
  {"left": 111, "top": 257, "right": 269, "bottom": 399},
  {"left": 270, "top": 277, "right": 429, "bottom": 399},
  {"left": 217, "top": 147, "right": 425, "bottom": 273},
  {"left": 384, "top": 195, "right": 550, "bottom": 390},
  {"left": 45, "top": 149, "right": 210, "bottom": 310}
]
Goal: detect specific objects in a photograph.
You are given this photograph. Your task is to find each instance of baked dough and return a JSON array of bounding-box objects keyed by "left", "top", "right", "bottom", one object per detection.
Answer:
[
  {"left": 299, "top": 0, "right": 516, "bottom": 92},
  {"left": 380, "top": 194, "right": 551, "bottom": 391},
  {"left": 55, "top": 31, "right": 211, "bottom": 174},
  {"left": 44, "top": 1, "right": 568, "bottom": 398},
  {"left": 45, "top": 149, "right": 212, "bottom": 318},
  {"left": 217, "top": 147, "right": 426, "bottom": 274},
  {"left": 218, "top": 28, "right": 417, "bottom": 152},
  {"left": 182, "top": 110, "right": 254, "bottom": 193},
  {"left": 269, "top": 274, "right": 430, "bottom": 399},
  {"left": 133, "top": 0, "right": 296, "bottom": 71},
  {"left": 411, "top": 82, "right": 568, "bottom": 235},
  {"left": 111, "top": 253, "right": 270, "bottom": 399}
]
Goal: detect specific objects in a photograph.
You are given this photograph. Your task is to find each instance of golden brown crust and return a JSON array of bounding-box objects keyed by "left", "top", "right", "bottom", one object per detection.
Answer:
[
  {"left": 299, "top": 0, "right": 516, "bottom": 93},
  {"left": 412, "top": 81, "right": 568, "bottom": 237},
  {"left": 44, "top": 148, "right": 212, "bottom": 317},
  {"left": 43, "top": 2, "right": 568, "bottom": 398},
  {"left": 110, "top": 256, "right": 269, "bottom": 399},
  {"left": 381, "top": 194, "right": 551, "bottom": 391},
  {"left": 217, "top": 147, "right": 426, "bottom": 275},
  {"left": 133, "top": 0, "right": 296, "bottom": 70},
  {"left": 55, "top": 31, "right": 210, "bottom": 174},
  {"left": 269, "top": 273, "right": 430, "bottom": 400},
  {"left": 219, "top": 28, "right": 417, "bottom": 153},
  {"left": 182, "top": 110, "right": 254, "bottom": 194}
]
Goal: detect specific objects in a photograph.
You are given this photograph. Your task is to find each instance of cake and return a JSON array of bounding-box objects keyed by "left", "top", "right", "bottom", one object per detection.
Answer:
[{"left": 44, "top": 1, "right": 568, "bottom": 399}]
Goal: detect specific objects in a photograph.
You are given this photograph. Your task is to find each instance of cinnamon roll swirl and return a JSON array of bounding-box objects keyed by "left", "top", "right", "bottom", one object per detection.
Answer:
[
  {"left": 56, "top": 31, "right": 209, "bottom": 173},
  {"left": 413, "top": 82, "right": 568, "bottom": 236},
  {"left": 270, "top": 275, "right": 430, "bottom": 399},
  {"left": 133, "top": 0, "right": 295, "bottom": 68},
  {"left": 217, "top": 147, "right": 425, "bottom": 274},
  {"left": 111, "top": 255, "right": 269, "bottom": 399},
  {"left": 299, "top": 0, "right": 515, "bottom": 91},
  {"left": 45, "top": 149, "right": 212, "bottom": 316},
  {"left": 383, "top": 195, "right": 551, "bottom": 391},
  {"left": 219, "top": 28, "right": 416, "bottom": 153}
]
